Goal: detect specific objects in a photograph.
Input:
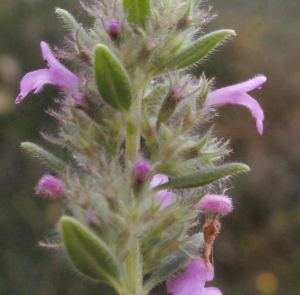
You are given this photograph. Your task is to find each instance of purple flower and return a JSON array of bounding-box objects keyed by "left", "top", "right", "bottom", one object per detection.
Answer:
[
  {"left": 36, "top": 175, "right": 66, "bottom": 198},
  {"left": 132, "top": 160, "right": 152, "bottom": 182},
  {"left": 16, "top": 41, "right": 80, "bottom": 104},
  {"left": 166, "top": 258, "right": 222, "bottom": 295},
  {"left": 195, "top": 194, "right": 233, "bottom": 215},
  {"left": 204, "top": 75, "right": 266, "bottom": 135},
  {"left": 150, "top": 174, "right": 176, "bottom": 210},
  {"left": 107, "top": 20, "right": 119, "bottom": 37}
]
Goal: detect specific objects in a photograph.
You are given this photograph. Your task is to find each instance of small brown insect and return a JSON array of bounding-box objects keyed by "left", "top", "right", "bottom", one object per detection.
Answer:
[{"left": 202, "top": 218, "right": 221, "bottom": 272}]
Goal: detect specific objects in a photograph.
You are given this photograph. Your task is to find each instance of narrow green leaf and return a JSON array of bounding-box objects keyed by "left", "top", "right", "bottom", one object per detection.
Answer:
[
  {"left": 144, "top": 233, "right": 203, "bottom": 293},
  {"left": 21, "top": 142, "right": 67, "bottom": 172},
  {"left": 94, "top": 44, "right": 132, "bottom": 111},
  {"left": 155, "top": 29, "right": 236, "bottom": 73},
  {"left": 60, "top": 216, "right": 123, "bottom": 286},
  {"left": 55, "top": 8, "right": 96, "bottom": 49},
  {"left": 154, "top": 163, "right": 249, "bottom": 190},
  {"left": 123, "top": 0, "right": 150, "bottom": 27}
]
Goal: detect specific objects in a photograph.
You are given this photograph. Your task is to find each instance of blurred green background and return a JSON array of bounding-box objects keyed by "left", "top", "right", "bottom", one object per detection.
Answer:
[{"left": 0, "top": 0, "right": 299, "bottom": 294}]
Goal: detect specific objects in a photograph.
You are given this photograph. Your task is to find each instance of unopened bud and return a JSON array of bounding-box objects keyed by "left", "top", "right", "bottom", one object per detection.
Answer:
[
  {"left": 172, "top": 85, "right": 183, "bottom": 98},
  {"left": 195, "top": 194, "right": 233, "bottom": 215},
  {"left": 107, "top": 20, "right": 119, "bottom": 37},
  {"left": 132, "top": 160, "right": 152, "bottom": 182},
  {"left": 73, "top": 92, "right": 86, "bottom": 104},
  {"left": 156, "top": 85, "right": 184, "bottom": 126},
  {"left": 86, "top": 211, "right": 100, "bottom": 226},
  {"left": 36, "top": 175, "right": 66, "bottom": 198}
]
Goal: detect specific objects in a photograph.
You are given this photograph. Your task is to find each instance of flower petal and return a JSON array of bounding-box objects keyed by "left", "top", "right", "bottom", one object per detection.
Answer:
[
  {"left": 204, "top": 75, "right": 266, "bottom": 135},
  {"left": 208, "top": 76, "right": 267, "bottom": 95},
  {"left": 205, "top": 262, "right": 214, "bottom": 282},
  {"left": 201, "top": 287, "right": 222, "bottom": 295},
  {"left": 195, "top": 194, "right": 233, "bottom": 215},
  {"left": 157, "top": 190, "right": 176, "bottom": 210},
  {"left": 40, "top": 42, "right": 78, "bottom": 91},
  {"left": 16, "top": 41, "right": 79, "bottom": 104},
  {"left": 149, "top": 174, "right": 169, "bottom": 188},
  {"left": 166, "top": 259, "right": 207, "bottom": 295}
]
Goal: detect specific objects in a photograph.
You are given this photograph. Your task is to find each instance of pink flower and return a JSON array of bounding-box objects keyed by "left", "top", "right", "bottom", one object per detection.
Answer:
[
  {"left": 150, "top": 174, "right": 176, "bottom": 210},
  {"left": 166, "top": 258, "right": 222, "bottom": 295},
  {"left": 195, "top": 194, "right": 233, "bottom": 215},
  {"left": 204, "top": 75, "right": 266, "bottom": 135},
  {"left": 16, "top": 41, "right": 80, "bottom": 104},
  {"left": 36, "top": 175, "right": 66, "bottom": 198},
  {"left": 132, "top": 160, "right": 152, "bottom": 182}
]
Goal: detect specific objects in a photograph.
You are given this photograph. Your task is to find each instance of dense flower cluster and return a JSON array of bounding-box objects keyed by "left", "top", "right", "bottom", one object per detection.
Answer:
[{"left": 17, "top": 0, "right": 266, "bottom": 294}]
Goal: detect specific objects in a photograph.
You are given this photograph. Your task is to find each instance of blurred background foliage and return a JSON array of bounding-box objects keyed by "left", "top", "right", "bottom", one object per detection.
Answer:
[{"left": 0, "top": 0, "right": 299, "bottom": 294}]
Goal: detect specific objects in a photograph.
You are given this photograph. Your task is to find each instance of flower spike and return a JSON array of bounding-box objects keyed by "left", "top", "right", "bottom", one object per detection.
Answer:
[
  {"left": 16, "top": 41, "right": 79, "bottom": 104},
  {"left": 204, "top": 75, "right": 266, "bottom": 135}
]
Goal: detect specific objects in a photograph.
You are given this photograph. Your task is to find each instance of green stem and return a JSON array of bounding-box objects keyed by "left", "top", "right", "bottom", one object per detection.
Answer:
[
  {"left": 125, "top": 114, "right": 139, "bottom": 163},
  {"left": 125, "top": 90, "right": 142, "bottom": 163}
]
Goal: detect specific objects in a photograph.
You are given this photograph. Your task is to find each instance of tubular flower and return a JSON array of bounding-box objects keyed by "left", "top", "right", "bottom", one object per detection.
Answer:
[
  {"left": 195, "top": 194, "right": 233, "bottom": 215},
  {"left": 166, "top": 258, "right": 222, "bottom": 295},
  {"left": 150, "top": 174, "right": 176, "bottom": 210},
  {"left": 204, "top": 75, "right": 266, "bottom": 135},
  {"left": 16, "top": 41, "right": 80, "bottom": 104}
]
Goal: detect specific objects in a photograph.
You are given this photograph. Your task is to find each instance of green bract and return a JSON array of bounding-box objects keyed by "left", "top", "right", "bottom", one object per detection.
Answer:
[
  {"left": 21, "top": 142, "right": 67, "bottom": 172},
  {"left": 153, "top": 29, "right": 236, "bottom": 74},
  {"left": 123, "top": 0, "right": 150, "bottom": 27},
  {"left": 154, "top": 163, "right": 250, "bottom": 190},
  {"left": 94, "top": 44, "right": 133, "bottom": 111},
  {"left": 60, "top": 217, "right": 123, "bottom": 287}
]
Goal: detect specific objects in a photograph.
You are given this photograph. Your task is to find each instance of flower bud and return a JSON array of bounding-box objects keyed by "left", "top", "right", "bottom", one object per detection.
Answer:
[
  {"left": 172, "top": 85, "right": 183, "bottom": 98},
  {"left": 132, "top": 160, "right": 152, "bottom": 182},
  {"left": 107, "top": 20, "right": 119, "bottom": 37},
  {"left": 156, "top": 85, "right": 184, "bottom": 126},
  {"left": 73, "top": 93, "right": 86, "bottom": 104},
  {"left": 86, "top": 211, "right": 100, "bottom": 226},
  {"left": 195, "top": 194, "right": 232, "bottom": 215},
  {"left": 36, "top": 175, "right": 66, "bottom": 198}
]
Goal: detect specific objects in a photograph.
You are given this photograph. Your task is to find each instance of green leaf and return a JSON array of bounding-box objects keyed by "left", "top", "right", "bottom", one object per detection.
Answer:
[
  {"left": 94, "top": 44, "right": 132, "bottom": 111},
  {"left": 123, "top": 0, "right": 150, "bottom": 27},
  {"left": 154, "top": 163, "right": 249, "bottom": 190},
  {"left": 60, "top": 216, "right": 123, "bottom": 287},
  {"left": 154, "top": 29, "right": 236, "bottom": 73},
  {"left": 144, "top": 233, "right": 203, "bottom": 293},
  {"left": 55, "top": 8, "right": 96, "bottom": 49},
  {"left": 21, "top": 142, "right": 67, "bottom": 172}
]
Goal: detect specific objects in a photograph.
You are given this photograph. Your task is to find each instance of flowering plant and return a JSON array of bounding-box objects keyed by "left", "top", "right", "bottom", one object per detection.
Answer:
[{"left": 17, "top": 0, "right": 266, "bottom": 294}]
